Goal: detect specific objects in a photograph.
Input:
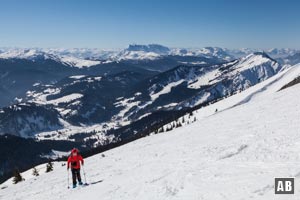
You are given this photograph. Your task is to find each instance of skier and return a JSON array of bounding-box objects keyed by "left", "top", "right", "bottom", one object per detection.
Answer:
[{"left": 67, "top": 148, "right": 84, "bottom": 188}]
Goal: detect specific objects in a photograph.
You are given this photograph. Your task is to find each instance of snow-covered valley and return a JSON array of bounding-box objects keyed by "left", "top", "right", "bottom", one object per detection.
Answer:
[{"left": 1, "top": 64, "right": 300, "bottom": 200}]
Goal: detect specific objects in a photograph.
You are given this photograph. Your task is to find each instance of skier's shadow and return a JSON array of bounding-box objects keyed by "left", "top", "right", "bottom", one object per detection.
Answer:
[{"left": 90, "top": 180, "right": 104, "bottom": 185}]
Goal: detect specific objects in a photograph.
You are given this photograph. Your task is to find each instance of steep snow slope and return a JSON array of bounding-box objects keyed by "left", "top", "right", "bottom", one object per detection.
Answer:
[{"left": 1, "top": 64, "right": 300, "bottom": 200}]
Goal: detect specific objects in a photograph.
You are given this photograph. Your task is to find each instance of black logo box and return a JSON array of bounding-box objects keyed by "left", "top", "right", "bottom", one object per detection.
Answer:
[{"left": 275, "top": 178, "right": 295, "bottom": 194}]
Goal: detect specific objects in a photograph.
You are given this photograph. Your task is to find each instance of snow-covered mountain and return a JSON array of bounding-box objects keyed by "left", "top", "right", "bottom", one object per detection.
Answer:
[
  {"left": 1, "top": 63, "right": 300, "bottom": 200},
  {"left": 126, "top": 44, "right": 170, "bottom": 54},
  {"left": 1, "top": 46, "right": 298, "bottom": 63},
  {"left": 109, "top": 45, "right": 233, "bottom": 62},
  {"left": 171, "top": 47, "right": 235, "bottom": 61},
  {"left": 0, "top": 50, "right": 159, "bottom": 108},
  {"left": 133, "top": 52, "right": 281, "bottom": 112},
  {"left": 278, "top": 52, "right": 300, "bottom": 66},
  {"left": 0, "top": 103, "right": 62, "bottom": 138},
  {"left": 226, "top": 48, "right": 299, "bottom": 59},
  {"left": 0, "top": 44, "right": 231, "bottom": 136},
  {"left": 0, "top": 44, "right": 229, "bottom": 108},
  {"left": 0, "top": 52, "right": 281, "bottom": 141},
  {"left": 0, "top": 48, "right": 103, "bottom": 68},
  {"left": 266, "top": 48, "right": 299, "bottom": 58}
]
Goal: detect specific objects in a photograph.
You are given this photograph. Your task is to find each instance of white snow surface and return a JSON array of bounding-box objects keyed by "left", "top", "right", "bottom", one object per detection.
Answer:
[
  {"left": 43, "top": 93, "right": 83, "bottom": 105},
  {"left": 188, "top": 69, "right": 219, "bottom": 89},
  {"left": 150, "top": 80, "right": 184, "bottom": 101},
  {"left": 69, "top": 75, "right": 86, "bottom": 79},
  {"left": 233, "top": 53, "right": 280, "bottom": 72},
  {"left": 113, "top": 50, "right": 161, "bottom": 61},
  {"left": 2, "top": 64, "right": 300, "bottom": 199},
  {"left": 59, "top": 56, "right": 101, "bottom": 68},
  {"left": 28, "top": 91, "right": 83, "bottom": 106}
]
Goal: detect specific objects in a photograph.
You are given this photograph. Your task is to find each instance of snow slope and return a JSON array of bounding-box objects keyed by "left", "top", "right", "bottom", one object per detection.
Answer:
[
  {"left": 59, "top": 56, "right": 101, "bottom": 68},
  {"left": 1, "top": 64, "right": 300, "bottom": 199}
]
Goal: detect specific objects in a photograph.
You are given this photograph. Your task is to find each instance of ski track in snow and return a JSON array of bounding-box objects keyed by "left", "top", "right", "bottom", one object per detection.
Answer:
[{"left": 1, "top": 64, "right": 300, "bottom": 200}]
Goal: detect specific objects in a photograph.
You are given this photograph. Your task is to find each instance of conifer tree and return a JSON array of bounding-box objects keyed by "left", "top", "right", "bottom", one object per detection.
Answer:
[
  {"left": 46, "top": 161, "right": 54, "bottom": 173},
  {"left": 32, "top": 167, "right": 39, "bottom": 176},
  {"left": 12, "top": 169, "right": 23, "bottom": 184},
  {"left": 177, "top": 122, "right": 182, "bottom": 127}
]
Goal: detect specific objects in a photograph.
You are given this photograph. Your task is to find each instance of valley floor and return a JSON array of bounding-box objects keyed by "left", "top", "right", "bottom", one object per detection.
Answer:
[{"left": 1, "top": 64, "right": 300, "bottom": 200}]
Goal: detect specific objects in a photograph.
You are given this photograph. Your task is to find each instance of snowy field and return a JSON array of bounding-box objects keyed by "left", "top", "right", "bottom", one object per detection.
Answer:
[{"left": 1, "top": 64, "right": 300, "bottom": 200}]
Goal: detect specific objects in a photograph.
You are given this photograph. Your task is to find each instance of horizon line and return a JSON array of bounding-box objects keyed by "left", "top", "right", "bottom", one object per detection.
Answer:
[{"left": 0, "top": 45, "right": 299, "bottom": 51}]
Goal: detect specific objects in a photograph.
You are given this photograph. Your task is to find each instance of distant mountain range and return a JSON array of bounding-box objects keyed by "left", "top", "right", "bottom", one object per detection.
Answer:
[
  {"left": 1, "top": 44, "right": 299, "bottom": 64},
  {"left": 0, "top": 51, "right": 282, "bottom": 141},
  {"left": 0, "top": 45, "right": 297, "bottom": 108}
]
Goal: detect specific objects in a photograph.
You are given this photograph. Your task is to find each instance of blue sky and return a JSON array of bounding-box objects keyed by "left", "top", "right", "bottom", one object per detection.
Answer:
[{"left": 0, "top": 0, "right": 299, "bottom": 49}]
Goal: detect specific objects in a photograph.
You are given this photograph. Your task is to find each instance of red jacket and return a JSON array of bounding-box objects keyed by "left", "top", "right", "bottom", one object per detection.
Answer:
[{"left": 67, "top": 154, "right": 84, "bottom": 169}]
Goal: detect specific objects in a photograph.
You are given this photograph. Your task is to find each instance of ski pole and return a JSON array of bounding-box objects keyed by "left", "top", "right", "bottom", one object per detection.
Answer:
[
  {"left": 67, "top": 168, "right": 70, "bottom": 189},
  {"left": 82, "top": 165, "right": 88, "bottom": 185}
]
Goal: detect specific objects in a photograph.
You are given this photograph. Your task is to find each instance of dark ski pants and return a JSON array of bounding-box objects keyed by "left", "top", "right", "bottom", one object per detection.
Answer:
[{"left": 71, "top": 168, "right": 82, "bottom": 185}]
